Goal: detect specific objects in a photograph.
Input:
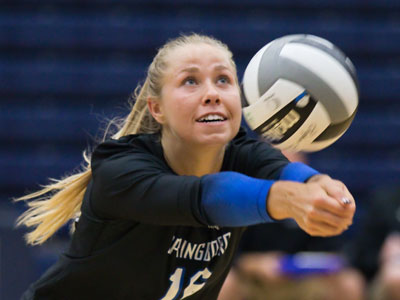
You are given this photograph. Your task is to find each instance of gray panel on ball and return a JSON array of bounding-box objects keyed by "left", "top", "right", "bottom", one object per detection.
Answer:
[
  {"left": 279, "top": 57, "right": 348, "bottom": 122},
  {"left": 257, "top": 35, "right": 302, "bottom": 96},
  {"left": 257, "top": 34, "right": 353, "bottom": 122},
  {"left": 314, "top": 108, "right": 357, "bottom": 142},
  {"left": 259, "top": 49, "right": 349, "bottom": 122},
  {"left": 292, "top": 37, "right": 359, "bottom": 94}
]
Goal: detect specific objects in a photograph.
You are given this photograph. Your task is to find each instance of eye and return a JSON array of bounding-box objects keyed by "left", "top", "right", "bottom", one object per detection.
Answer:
[
  {"left": 183, "top": 77, "right": 197, "bottom": 86},
  {"left": 217, "top": 75, "right": 231, "bottom": 85}
]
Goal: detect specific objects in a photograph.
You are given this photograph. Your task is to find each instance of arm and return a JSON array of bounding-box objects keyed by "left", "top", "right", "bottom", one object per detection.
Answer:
[
  {"left": 267, "top": 174, "right": 356, "bottom": 237},
  {"left": 91, "top": 134, "right": 354, "bottom": 234},
  {"left": 89, "top": 133, "right": 282, "bottom": 227},
  {"left": 202, "top": 164, "right": 355, "bottom": 237},
  {"left": 200, "top": 162, "right": 320, "bottom": 227},
  {"left": 90, "top": 152, "right": 205, "bottom": 226},
  {"left": 90, "top": 152, "right": 275, "bottom": 227},
  {"left": 91, "top": 149, "right": 346, "bottom": 233}
]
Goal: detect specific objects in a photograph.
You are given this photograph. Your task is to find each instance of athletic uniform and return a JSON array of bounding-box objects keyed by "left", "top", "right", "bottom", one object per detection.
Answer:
[{"left": 22, "top": 127, "right": 318, "bottom": 300}]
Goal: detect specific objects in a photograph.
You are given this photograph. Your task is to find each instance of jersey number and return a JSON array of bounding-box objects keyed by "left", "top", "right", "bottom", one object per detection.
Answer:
[{"left": 160, "top": 267, "right": 212, "bottom": 300}]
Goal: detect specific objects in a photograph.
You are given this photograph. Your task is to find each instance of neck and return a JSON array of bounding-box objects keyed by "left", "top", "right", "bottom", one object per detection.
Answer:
[{"left": 161, "top": 134, "right": 226, "bottom": 177}]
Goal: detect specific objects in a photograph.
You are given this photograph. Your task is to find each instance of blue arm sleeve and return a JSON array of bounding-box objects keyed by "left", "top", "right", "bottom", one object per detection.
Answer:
[
  {"left": 200, "top": 172, "right": 275, "bottom": 227},
  {"left": 279, "top": 162, "right": 320, "bottom": 182}
]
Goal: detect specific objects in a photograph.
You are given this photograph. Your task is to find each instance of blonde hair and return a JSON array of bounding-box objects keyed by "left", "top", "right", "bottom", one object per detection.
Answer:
[{"left": 15, "top": 33, "right": 238, "bottom": 246}]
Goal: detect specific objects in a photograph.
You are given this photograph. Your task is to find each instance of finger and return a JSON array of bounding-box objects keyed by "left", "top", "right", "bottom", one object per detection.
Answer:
[
  {"left": 324, "top": 180, "right": 355, "bottom": 208},
  {"left": 341, "top": 196, "right": 352, "bottom": 205},
  {"left": 305, "top": 219, "right": 349, "bottom": 237},
  {"left": 335, "top": 189, "right": 355, "bottom": 208},
  {"left": 309, "top": 207, "right": 353, "bottom": 229},
  {"left": 313, "top": 194, "right": 354, "bottom": 218},
  {"left": 340, "top": 185, "right": 356, "bottom": 208},
  {"left": 306, "top": 181, "right": 354, "bottom": 216},
  {"left": 338, "top": 193, "right": 356, "bottom": 216}
]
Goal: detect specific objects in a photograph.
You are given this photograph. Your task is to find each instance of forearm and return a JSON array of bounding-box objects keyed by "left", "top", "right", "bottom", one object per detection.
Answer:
[
  {"left": 266, "top": 180, "right": 305, "bottom": 220},
  {"left": 268, "top": 162, "right": 321, "bottom": 220},
  {"left": 201, "top": 162, "right": 320, "bottom": 227},
  {"left": 201, "top": 172, "right": 275, "bottom": 227}
]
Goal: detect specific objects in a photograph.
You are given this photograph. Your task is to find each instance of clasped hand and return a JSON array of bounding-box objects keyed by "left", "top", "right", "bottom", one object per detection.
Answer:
[{"left": 267, "top": 174, "right": 355, "bottom": 237}]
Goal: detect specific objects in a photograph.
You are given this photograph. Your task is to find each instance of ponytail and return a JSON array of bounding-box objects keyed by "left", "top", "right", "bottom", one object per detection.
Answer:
[
  {"left": 15, "top": 33, "right": 235, "bottom": 245},
  {"left": 15, "top": 80, "right": 160, "bottom": 245}
]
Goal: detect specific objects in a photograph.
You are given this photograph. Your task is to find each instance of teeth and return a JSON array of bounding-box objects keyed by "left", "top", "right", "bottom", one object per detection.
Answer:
[{"left": 198, "top": 114, "right": 225, "bottom": 122}]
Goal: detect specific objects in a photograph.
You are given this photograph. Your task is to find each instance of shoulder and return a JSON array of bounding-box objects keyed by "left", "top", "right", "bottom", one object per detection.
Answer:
[
  {"left": 223, "top": 126, "right": 289, "bottom": 178},
  {"left": 229, "top": 126, "right": 277, "bottom": 151},
  {"left": 227, "top": 126, "right": 287, "bottom": 162},
  {"left": 95, "top": 133, "right": 161, "bottom": 155},
  {"left": 91, "top": 133, "right": 165, "bottom": 171}
]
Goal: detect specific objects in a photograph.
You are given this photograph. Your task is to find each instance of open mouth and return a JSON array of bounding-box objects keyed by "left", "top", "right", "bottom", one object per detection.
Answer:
[{"left": 196, "top": 114, "right": 228, "bottom": 123}]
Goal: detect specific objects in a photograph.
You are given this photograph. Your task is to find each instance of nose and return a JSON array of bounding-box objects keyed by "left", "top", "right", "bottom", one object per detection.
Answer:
[{"left": 203, "top": 81, "right": 220, "bottom": 105}]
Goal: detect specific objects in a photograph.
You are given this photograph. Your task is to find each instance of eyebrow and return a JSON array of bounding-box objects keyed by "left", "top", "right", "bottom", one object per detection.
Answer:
[
  {"left": 179, "top": 67, "right": 199, "bottom": 74},
  {"left": 214, "top": 65, "right": 230, "bottom": 72},
  {"left": 178, "top": 65, "right": 231, "bottom": 74}
]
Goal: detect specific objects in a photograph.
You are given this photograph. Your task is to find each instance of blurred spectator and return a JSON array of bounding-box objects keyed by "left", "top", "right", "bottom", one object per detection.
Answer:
[
  {"left": 218, "top": 151, "right": 366, "bottom": 300},
  {"left": 347, "top": 186, "right": 400, "bottom": 300}
]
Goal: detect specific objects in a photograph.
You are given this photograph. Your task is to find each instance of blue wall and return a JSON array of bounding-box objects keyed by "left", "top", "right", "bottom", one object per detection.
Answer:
[{"left": 1, "top": 1, "right": 400, "bottom": 299}]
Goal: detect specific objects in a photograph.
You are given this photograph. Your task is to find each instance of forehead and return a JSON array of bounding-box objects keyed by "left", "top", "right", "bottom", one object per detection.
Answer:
[{"left": 166, "top": 43, "right": 233, "bottom": 72}]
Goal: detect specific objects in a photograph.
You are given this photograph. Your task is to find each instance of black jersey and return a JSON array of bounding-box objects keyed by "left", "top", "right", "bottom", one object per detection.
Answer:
[{"left": 22, "top": 127, "right": 289, "bottom": 300}]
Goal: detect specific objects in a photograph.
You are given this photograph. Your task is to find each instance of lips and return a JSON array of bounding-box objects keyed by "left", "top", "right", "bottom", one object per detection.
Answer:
[{"left": 196, "top": 113, "right": 228, "bottom": 123}]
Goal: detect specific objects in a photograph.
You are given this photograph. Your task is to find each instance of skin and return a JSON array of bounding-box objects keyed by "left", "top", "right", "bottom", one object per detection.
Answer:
[
  {"left": 148, "top": 43, "right": 242, "bottom": 177},
  {"left": 147, "top": 42, "right": 355, "bottom": 237},
  {"left": 268, "top": 175, "right": 355, "bottom": 237}
]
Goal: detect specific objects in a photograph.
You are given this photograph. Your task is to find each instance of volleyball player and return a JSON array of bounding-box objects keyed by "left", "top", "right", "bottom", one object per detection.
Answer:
[{"left": 16, "top": 34, "right": 355, "bottom": 300}]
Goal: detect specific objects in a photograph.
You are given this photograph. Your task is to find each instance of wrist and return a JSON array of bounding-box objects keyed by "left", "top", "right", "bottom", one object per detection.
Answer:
[
  {"left": 306, "top": 174, "right": 329, "bottom": 183},
  {"left": 279, "top": 162, "right": 320, "bottom": 182},
  {"left": 266, "top": 181, "right": 301, "bottom": 220}
]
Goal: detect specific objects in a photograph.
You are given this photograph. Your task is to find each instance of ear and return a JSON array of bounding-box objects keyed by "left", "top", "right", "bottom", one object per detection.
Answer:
[{"left": 147, "top": 97, "right": 165, "bottom": 124}]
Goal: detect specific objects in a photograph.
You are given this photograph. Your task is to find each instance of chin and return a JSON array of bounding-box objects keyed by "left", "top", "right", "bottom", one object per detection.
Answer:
[{"left": 194, "top": 132, "right": 235, "bottom": 147}]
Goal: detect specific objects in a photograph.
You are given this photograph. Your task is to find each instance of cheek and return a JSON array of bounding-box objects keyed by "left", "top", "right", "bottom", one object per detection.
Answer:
[
  {"left": 233, "top": 103, "right": 243, "bottom": 129},
  {"left": 228, "top": 91, "right": 243, "bottom": 118},
  {"left": 229, "top": 93, "right": 243, "bottom": 131},
  {"left": 163, "top": 96, "right": 195, "bottom": 127}
]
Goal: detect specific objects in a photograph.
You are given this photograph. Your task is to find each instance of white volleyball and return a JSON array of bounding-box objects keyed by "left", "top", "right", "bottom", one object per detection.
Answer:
[{"left": 242, "top": 34, "right": 359, "bottom": 152}]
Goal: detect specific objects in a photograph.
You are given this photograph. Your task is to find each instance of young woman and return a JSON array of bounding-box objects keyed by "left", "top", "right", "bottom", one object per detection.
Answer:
[{"left": 17, "top": 34, "right": 355, "bottom": 300}]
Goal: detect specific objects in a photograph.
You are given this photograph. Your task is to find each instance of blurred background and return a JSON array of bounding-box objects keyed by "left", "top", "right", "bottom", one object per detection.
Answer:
[{"left": 1, "top": 0, "right": 399, "bottom": 299}]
